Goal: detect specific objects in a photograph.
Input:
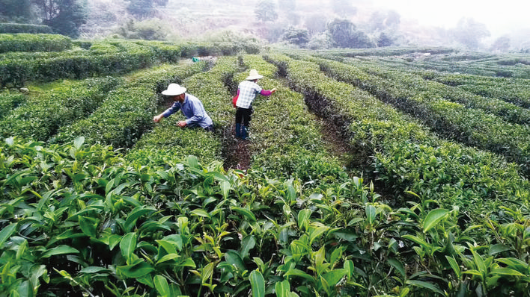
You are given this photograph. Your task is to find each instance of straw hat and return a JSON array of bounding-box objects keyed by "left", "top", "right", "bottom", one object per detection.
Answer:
[
  {"left": 162, "top": 83, "right": 187, "bottom": 96},
  {"left": 246, "top": 69, "right": 263, "bottom": 80}
]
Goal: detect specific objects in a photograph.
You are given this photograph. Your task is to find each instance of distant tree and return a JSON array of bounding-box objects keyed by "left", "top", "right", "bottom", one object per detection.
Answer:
[
  {"left": 328, "top": 18, "right": 374, "bottom": 48},
  {"left": 126, "top": 0, "right": 168, "bottom": 18},
  {"left": 331, "top": 0, "right": 357, "bottom": 17},
  {"left": 451, "top": 17, "right": 490, "bottom": 49},
  {"left": 0, "top": 0, "right": 32, "bottom": 20},
  {"left": 282, "top": 27, "right": 309, "bottom": 46},
  {"left": 33, "top": 0, "right": 88, "bottom": 38},
  {"left": 377, "top": 32, "right": 393, "bottom": 47},
  {"left": 305, "top": 14, "right": 327, "bottom": 35},
  {"left": 127, "top": 0, "right": 154, "bottom": 18},
  {"left": 307, "top": 32, "right": 332, "bottom": 50},
  {"left": 490, "top": 35, "right": 510, "bottom": 52},
  {"left": 117, "top": 18, "right": 168, "bottom": 40},
  {"left": 255, "top": 0, "right": 278, "bottom": 22}
]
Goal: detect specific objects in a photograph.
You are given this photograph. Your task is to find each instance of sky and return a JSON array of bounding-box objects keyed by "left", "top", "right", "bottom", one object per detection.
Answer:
[{"left": 371, "top": 0, "right": 528, "bottom": 36}]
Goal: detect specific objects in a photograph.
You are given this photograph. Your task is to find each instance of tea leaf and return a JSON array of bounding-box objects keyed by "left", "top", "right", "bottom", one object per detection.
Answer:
[
  {"left": 406, "top": 280, "right": 444, "bottom": 296},
  {"left": 154, "top": 275, "right": 171, "bottom": 297},
  {"left": 423, "top": 209, "right": 449, "bottom": 233},
  {"left": 249, "top": 270, "right": 265, "bottom": 297}
]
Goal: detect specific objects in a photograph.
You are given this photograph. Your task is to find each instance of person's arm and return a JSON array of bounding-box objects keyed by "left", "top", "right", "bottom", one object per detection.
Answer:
[
  {"left": 153, "top": 102, "right": 180, "bottom": 123},
  {"left": 260, "top": 88, "right": 276, "bottom": 96}
]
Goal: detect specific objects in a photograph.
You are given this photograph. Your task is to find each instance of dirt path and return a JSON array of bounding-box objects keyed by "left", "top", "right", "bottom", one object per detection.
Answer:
[{"left": 222, "top": 125, "right": 251, "bottom": 171}]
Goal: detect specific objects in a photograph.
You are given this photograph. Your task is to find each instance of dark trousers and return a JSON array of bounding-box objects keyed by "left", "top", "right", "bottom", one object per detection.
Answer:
[
  {"left": 235, "top": 107, "right": 252, "bottom": 126},
  {"left": 235, "top": 107, "right": 252, "bottom": 139}
]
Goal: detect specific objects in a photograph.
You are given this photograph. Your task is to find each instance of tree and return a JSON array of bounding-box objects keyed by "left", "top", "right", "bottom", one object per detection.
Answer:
[
  {"left": 126, "top": 0, "right": 168, "bottom": 18},
  {"left": 490, "top": 35, "right": 510, "bottom": 52},
  {"left": 0, "top": 0, "right": 32, "bottom": 20},
  {"left": 282, "top": 27, "right": 309, "bottom": 46},
  {"left": 127, "top": 0, "right": 154, "bottom": 18},
  {"left": 33, "top": 0, "right": 88, "bottom": 37},
  {"left": 327, "top": 18, "right": 374, "bottom": 48},
  {"left": 255, "top": 0, "right": 278, "bottom": 22},
  {"left": 377, "top": 32, "right": 393, "bottom": 47},
  {"left": 451, "top": 17, "right": 490, "bottom": 49}
]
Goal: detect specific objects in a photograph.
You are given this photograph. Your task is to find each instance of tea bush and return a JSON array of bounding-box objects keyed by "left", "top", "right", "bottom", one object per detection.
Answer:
[
  {"left": 310, "top": 55, "right": 530, "bottom": 176},
  {"left": 0, "top": 23, "right": 53, "bottom": 34},
  {"left": 0, "top": 40, "right": 182, "bottom": 88},
  {"left": 0, "top": 77, "right": 122, "bottom": 141},
  {"left": 264, "top": 53, "right": 530, "bottom": 210},
  {"left": 0, "top": 33, "right": 72, "bottom": 53},
  {"left": 0, "top": 92, "right": 26, "bottom": 119}
]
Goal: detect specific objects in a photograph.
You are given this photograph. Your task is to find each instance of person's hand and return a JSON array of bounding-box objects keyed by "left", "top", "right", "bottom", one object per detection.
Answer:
[
  {"left": 271, "top": 88, "right": 277, "bottom": 94},
  {"left": 153, "top": 115, "right": 163, "bottom": 123},
  {"left": 177, "top": 121, "right": 187, "bottom": 127}
]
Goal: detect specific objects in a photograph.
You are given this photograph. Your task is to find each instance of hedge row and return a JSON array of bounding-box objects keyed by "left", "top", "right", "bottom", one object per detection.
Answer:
[
  {"left": 0, "top": 33, "right": 72, "bottom": 53},
  {"left": 55, "top": 62, "right": 206, "bottom": 148},
  {"left": 0, "top": 77, "right": 122, "bottom": 141},
  {"left": 374, "top": 54, "right": 530, "bottom": 78},
  {"left": 235, "top": 55, "right": 349, "bottom": 187},
  {"left": 340, "top": 57, "right": 530, "bottom": 126},
  {"left": 312, "top": 47, "right": 455, "bottom": 57},
  {"left": 0, "top": 40, "right": 182, "bottom": 88},
  {"left": 430, "top": 73, "right": 530, "bottom": 108},
  {"left": 127, "top": 57, "right": 238, "bottom": 166},
  {"left": 307, "top": 55, "right": 530, "bottom": 176},
  {"left": 264, "top": 53, "right": 530, "bottom": 210},
  {"left": 0, "top": 23, "right": 53, "bottom": 34}
]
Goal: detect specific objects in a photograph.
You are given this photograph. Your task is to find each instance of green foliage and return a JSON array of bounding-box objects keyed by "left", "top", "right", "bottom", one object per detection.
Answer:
[
  {"left": 327, "top": 18, "right": 374, "bottom": 49},
  {"left": 0, "top": 23, "right": 53, "bottom": 34},
  {"left": 0, "top": 0, "right": 32, "bottom": 20},
  {"left": 282, "top": 27, "right": 309, "bottom": 47},
  {"left": 0, "top": 33, "right": 72, "bottom": 53},
  {"left": 0, "top": 92, "right": 26, "bottom": 119},
  {"left": 116, "top": 18, "right": 169, "bottom": 40},
  {"left": 35, "top": 0, "right": 88, "bottom": 38},
  {"left": 0, "top": 77, "right": 122, "bottom": 141},
  {"left": 265, "top": 53, "right": 530, "bottom": 211},
  {"left": 0, "top": 39, "right": 181, "bottom": 87}
]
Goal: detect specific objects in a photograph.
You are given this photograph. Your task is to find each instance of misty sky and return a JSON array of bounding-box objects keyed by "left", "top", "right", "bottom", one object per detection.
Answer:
[{"left": 372, "top": 0, "right": 528, "bottom": 35}]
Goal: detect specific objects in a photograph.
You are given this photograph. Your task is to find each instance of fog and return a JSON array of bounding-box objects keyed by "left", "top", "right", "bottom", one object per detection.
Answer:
[
  {"left": 372, "top": 0, "right": 528, "bottom": 36},
  {"left": 72, "top": 0, "right": 530, "bottom": 51}
]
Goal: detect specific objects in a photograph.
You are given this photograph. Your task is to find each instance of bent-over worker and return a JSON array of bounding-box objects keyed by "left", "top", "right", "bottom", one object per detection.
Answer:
[{"left": 153, "top": 83, "right": 214, "bottom": 132}]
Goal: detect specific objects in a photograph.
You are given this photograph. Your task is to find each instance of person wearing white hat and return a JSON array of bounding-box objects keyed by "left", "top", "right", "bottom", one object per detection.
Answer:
[
  {"left": 234, "top": 69, "right": 276, "bottom": 140},
  {"left": 153, "top": 83, "right": 214, "bottom": 131}
]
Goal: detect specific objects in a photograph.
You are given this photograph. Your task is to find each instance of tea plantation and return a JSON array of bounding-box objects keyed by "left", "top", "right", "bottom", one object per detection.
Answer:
[{"left": 2, "top": 34, "right": 530, "bottom": 297}]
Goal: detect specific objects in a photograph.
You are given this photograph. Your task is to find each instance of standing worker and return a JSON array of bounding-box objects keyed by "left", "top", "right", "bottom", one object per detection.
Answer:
[
  {"left": 153, "top": 83, "right": 214, "bottom": 132},
  {"left": 234, "top": 69, "right": 276, "bottom": 140}
]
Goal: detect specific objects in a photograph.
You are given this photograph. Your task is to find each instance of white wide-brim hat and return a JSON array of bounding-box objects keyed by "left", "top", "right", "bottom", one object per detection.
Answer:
[
  {"left": 162, "top": 83, "right": 187, "bottom": 96},
  {"left": 246, "top": 69, "right": 263, "bottom": 80}
]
